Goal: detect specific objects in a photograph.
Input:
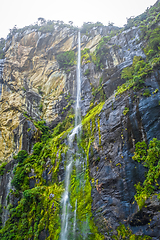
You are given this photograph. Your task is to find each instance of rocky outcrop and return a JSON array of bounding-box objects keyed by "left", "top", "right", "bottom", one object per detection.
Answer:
[
  {"left": 0, "top": 23, "right": 146, "bottom": 162},
  {"left": 90, "top": 70, "right": 160, "bottom": 238},
  {"left": 0, "top": 17, "right": 160, "bottom": 239}
]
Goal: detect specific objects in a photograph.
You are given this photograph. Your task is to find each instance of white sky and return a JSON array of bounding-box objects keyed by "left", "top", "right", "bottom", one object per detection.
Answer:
[{"left": 0, "top": 0, "right": 157, "bottom": 39}]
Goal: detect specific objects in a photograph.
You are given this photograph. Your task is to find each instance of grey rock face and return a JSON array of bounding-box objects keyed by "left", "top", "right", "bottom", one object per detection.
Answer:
[
  {"left": 0, "top": 22, "right": 160, "bottom": 239},
  {"left": 0, "top": 160, "right": 16, "bottom": 226},
  {"left": 0, "top": 59, "right": 4, "bottom": 100},
  {"left": 90, "top": 71, "right": 160, "bottom": 238}
]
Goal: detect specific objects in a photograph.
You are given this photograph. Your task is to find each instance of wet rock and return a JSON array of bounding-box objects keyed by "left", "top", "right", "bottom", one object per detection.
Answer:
[{"left": 90, "top": 77, "right": 160, "bottom": 238}]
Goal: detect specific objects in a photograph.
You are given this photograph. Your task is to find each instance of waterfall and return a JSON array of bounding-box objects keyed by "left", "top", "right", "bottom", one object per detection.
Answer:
[
  {"left": 60, "top": 31, "right": 82, "bottom": 240},
  {"left": 75, "top": 31, "right": 81, "bottom": 127}
]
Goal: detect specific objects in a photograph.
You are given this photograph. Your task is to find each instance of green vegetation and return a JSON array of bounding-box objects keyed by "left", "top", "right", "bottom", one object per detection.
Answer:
[
  {"left": 115, "top": 3, "right": 160, "bottom": 96},
  {"left": 65, "top": 92, "right": 71, "bottom": 100},
  {"left": 0, "top": 98, "right": 106, "bottom": 239},
  {"left": 37, "top": 86, "right": 43, "bottom": 95},
  {"left": 112, "top": 224, "right": 151, "bottom": 239},
  {"left": 92, "top": 37, "right": 111, "bottom": 71},
  {"left": 3, "top": 5, "right": 160, "bottom": 238},
  {"left": 13, "top": 150, "right": 28, "bottom": 163},
  {"left": 153, "top": 88, "right": 159, "bottom": 94},
  {"left": 116, "top": 56, "right": 152, "bottom": 96},
  {"left": 0, "top": 162, "right": 7, "bottom": 176},
  {"left": 81, "top": 24, "right": 120, "bottom": 71},
  {"left": 143, "top": 26, "right": 160, "bottom": 68},
  {"left": 123, "top": 107, "right": 129, "bottom": 115},
  {"left": 0, "top": 38, "right": 5, "bottom": 59},
  {"left": 124, "top": 1, "right": 160, "bottom": 30},
  {"left": 132, "top": 138, "right": 160, "bottom": 209},
  {"left": 115, "top": 25, "right": 160, "bottom": 96},
  {"left": 39, "top": 103, "right": 43, "bottom": 112},
  {"left": 69, "top": 101, "right": 105, "bottom": 239},
  {"left": 81, "top": 48, "right": 91, "bottom": 64},
  {"left": 84, "top": 68, "right": 90, "bottom": 76},
  {"left": 81, "top": 22, "right": 104, "bottom": 35},
  {"left": 90, "top": 83, "right": 106, "bottom": 104},
  {"left": 92, "top": 37, "right": 121, "bottom": 71},
  {"left": 56, "top": 50, "right": 75, "bottom": 71},
  {"left": 143, "top": 88, "right": 151, "bottom": 97},
  {"left": 22, "top": 87, "right": 26, "bottom": 92},
  {"left": 99, "top": 76, "right": 103, "bottom": 86},
  {"left": 7, "top": 19, "right": 78, "bottom": 38},
  {"left": 0, "top": 119, "right": 65, "bottom": 239}
]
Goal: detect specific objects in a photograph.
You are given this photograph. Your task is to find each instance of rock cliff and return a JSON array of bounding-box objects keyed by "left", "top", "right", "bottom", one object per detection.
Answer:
[{"left": 1, "top": 1, "right": 160, "bottom": 239}]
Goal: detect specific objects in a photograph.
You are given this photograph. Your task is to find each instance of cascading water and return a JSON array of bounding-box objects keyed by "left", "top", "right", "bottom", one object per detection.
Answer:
[{"left": 60, "top": 31, "right": 82, "bottom": 240}]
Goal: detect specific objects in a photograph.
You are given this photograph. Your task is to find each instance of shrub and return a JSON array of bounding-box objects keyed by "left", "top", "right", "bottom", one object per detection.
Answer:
[
  {"left": 11, "top": 168, "right": 26, "bottom": 190},
  {"left": 56, "top": 50, "right": 75, "bottom": 71},
  {"left": 143, "top": 88, "right": 151, "bottom": 97},
  {"left": 33, "top": 142, "right": 43, "bottom": 155},
  {"left": 0, "top": 162, "right": 7, "bottom": 176},
  {"left": 92, "top": 37, "right": 111, "bottom": 71},
  {"left": 81, "top": 22, "right": 104, "bottom": 34},
  {"left": 13, "top": 150, "right": 28, "bottom": 163},
  {"left": 133, "top": 138, "right": 160, "bottom": 209}
]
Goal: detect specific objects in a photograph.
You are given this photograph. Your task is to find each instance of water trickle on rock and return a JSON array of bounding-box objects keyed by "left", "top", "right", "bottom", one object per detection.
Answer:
[{"left": 0, "top": 59, "right": 4, "bottom": 101}]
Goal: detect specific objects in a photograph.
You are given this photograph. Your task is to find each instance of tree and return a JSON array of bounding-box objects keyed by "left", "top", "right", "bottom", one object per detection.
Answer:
[
  {"left": 69, "top": 21, "right": 73, "bottom": 26},
  {"left": 108, "top": 21, "right": 114, "bottom": 26},
  {"left": 38, "top": 17, "right": 46, "bottom": 25}
]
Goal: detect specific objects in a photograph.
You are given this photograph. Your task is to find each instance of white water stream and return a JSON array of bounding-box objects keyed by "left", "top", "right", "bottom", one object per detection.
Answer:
[{"left": 60, "top": 31, "right": 82, "bottom": 240}]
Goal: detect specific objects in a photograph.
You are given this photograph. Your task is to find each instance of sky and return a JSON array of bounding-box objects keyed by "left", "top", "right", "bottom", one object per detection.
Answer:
[{"left": 0, "top": 0, "right": 157, "bottom": 39}]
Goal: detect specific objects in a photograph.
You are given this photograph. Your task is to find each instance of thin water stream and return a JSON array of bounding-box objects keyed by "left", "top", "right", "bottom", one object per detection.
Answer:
[
  {"left": 0, "top": 59, "right": 4, "bottom": 101},
  {"left": 60, "top": 31, "right": 82, "bottom": 240}
]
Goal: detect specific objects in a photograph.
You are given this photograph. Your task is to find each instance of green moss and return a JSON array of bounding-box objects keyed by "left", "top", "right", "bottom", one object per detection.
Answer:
[
  {"left": 115, "top": 56, "right": 153, "bottom": 96},
  {"left": 116, "top": 26, "right": 160, "bottom": 96},
  {"left": 123, "top": 107, "right": 129, "bottom": 115},
  {"left": 81, "top": 48, "right": 91, "bottom": 64},
  {"left": 0, "top": 117, "right": 68, "bottom": 239},
  {"left": 132, "top": 138, "right": 160, "bottom": 209},
  {"left": 99, "top": 76, "right": 103, "bottom": 86},
  {"left": 84, "top": 68, "right": 90, "bottom": 76},
  {"left": 37, "top": 86, "right": 43, "bottom": 95},
  {"left": 152, "top": 88, "right": 159, "bottom": 94},
  {"left": 0, "top": 184, "right": 63, "bottom": 240},
  {"left": 0, "top": 162, "right": 7, "bottom": 176},
  {"left": 70, "top": 166, "right": 104, "bottom": 239},
  {"left": 82, "top": 102, "right": 105, "bottom": 126},
  {"left": 112, "top": 224, "right": 151, "bottom": 239},
  {"left": 65, "top": 92, "right": 71, "bottom": 100},
  {"left": 69, "top": 105, "right": 105, "bottom": 239},
  {"left": 39, "top": 103, "right": 43, "bottom": 112},
  {"left": 97, "top": 117, "right": 101, "bottom": 146},
  {"left": 143, "top": 88, "right": 151, "bottom": 97},
  {"left": 22, "top": 87, "right": 26, "bottom": 92},
  {"left": 0, "top": 96, "right": 105, "bottom": 239}
]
